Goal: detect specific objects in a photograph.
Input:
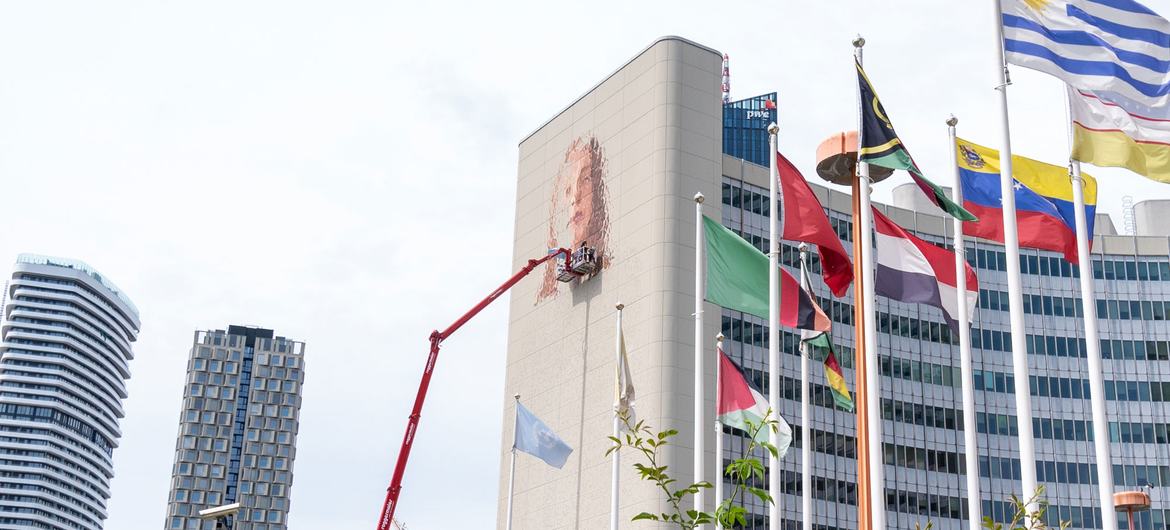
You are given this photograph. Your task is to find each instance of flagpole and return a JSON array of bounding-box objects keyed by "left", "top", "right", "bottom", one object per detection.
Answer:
[
  {"left": 506, "top": 394, "right": 520, "bottom": 530},
  {"left": 1064, "top": 94, "right": 1119, "bottom": 530},
  {"left": 853, "top": 36, "right": 885, "bottom": 530},
  {"left": 695, "top": 192, "right": 707, "bottom": 527},
  {"left": 613, "top": 303, "right": 625, "bottom": 530},
  {"left": 798, "top": 243, "right": 812, "bottom": 530},
  {"left": 991, "top": 0, "right": 1039, "bottom": 519},
  {"left": 948, "top": 116, "right": 983, "bottom": 530},
  {"left": 767, "top": 122, "right": 781, "bottom": 530},
  {"left": 714, "top": 332, "right": 725, "bottom": 530}
]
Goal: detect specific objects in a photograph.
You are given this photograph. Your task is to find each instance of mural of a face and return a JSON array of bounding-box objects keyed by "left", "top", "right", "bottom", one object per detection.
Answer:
[{"left": 538, "top": 136, "right": 611, "bottom": 301}]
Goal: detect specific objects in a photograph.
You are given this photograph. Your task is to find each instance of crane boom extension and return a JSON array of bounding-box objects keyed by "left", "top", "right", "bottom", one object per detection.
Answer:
[{"left": 376, "top": 248, "right": 572, "bottom": 530}]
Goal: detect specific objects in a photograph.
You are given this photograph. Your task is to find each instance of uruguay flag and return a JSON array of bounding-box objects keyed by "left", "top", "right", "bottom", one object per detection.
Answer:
[
  {"left": 956, "top": 138, "right": 1097, "bottom": 262},
  {"left": 873, "top": 207, "right": 979, "bottom": 333},
  {"left": 1002, "top": 0, "right": 1170, "bottom": 116}
]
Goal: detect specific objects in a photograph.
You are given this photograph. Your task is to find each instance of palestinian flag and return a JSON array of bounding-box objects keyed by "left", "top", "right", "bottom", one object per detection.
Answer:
[
  {"left": 856, "top": 61, "right": 976, "bottom": 222},
  {"left": 717, "top": 346, "right": 792, "bottom": 455},
  {"left": 702, "top": 215, "right": 830, "bottom": 332},
  {"left": 873, "top": 207, "right": 979, "bottom": 333}
]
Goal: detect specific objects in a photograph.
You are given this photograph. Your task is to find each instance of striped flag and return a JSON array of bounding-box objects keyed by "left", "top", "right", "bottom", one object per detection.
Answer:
[
  {"left": 1001, "top": 0, "right": 1170, "bottom": 182},
  {"left": 796, "top": 261, "right": 853, "bottom": 412},
  {"left": 872, "top": 207, "right": 979, "bottom": 333},
  {"left": 702, "top": 215, "right": 830, "bottom": 332},
  {"left": 1069, "top": 86, "right": 1170, "bottom": 182},
  {"left": 1002, "top": 0, "right": 1170, "bottom": 114}
]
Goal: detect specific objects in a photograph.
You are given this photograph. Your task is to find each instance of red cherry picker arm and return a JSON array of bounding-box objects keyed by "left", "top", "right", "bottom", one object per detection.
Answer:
[{"left": 376, "top": 247, "right": 572, "bottom": 530}]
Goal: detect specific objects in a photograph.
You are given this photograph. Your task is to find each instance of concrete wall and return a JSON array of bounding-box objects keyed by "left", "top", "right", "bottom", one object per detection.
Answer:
[
  {"left": 499, "top": 37, "right": 724, "bottom": 529},
  {"left": 1135, "top": 199, "right": 1170, "bottom": 237}
]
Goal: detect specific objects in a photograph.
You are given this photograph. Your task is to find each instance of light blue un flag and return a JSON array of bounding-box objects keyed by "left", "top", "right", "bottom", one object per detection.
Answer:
[{"left": 513, "top": 402, "right": 573, "bottom": 469}]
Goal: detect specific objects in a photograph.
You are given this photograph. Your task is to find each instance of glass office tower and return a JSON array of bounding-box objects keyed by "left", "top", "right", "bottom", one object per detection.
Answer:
[
  {"left": 0, "top": 254, "right": 140, "bottom": 530},
  {"left": 164, "top": 326, "right": 306, "bottom": 530},
  {"left": 723, "top": 93, "right": 777, "bottom": 168}
]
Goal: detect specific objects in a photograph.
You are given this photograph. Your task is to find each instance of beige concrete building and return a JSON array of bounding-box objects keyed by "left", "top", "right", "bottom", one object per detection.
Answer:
[{"left": 497, "top": 36, "right": 726, "bottom": 529}]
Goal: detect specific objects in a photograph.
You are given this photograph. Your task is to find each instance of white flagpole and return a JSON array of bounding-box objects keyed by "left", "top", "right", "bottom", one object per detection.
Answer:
[
  {"left": 766, "top": 123, "right": 781, "bottom": 530},
  {"left": 1065, "top": 93, "right": 1119, "bottom": 530},
  {"left": 695, "top": 192, "right": 707, "bottom": 527},
  {"left": 948, "top": 117, "right": 983, "bottom": 530},
  {"left": 714, "top": 332, "right": 726, "bottom": 530},
  {"left": 506, "top": 394, "right": 520, "bottom": 530},
  {"left": 991, "top": 0, "right": 1039, "bottom": 518},
  {"left": 798, "top": 244, "right": 812, "bottom": 530},
  {"left": 853, "top": 38, "right": 885, "bottom": 530},
  {"left": 612, "top": 303, "right": 625, "bottom": 530}
]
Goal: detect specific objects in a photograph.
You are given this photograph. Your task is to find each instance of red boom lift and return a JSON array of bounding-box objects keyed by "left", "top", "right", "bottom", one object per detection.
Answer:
[{"left": 376, "top": 245, "right": 598, "bottom": 530}]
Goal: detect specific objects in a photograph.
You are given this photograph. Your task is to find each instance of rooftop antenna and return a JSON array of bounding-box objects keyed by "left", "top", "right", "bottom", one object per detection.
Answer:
[
  {"left": 1123, "top": 195, "right": 1136, "bottom": 235},
  {"left": 721, "top": 53, "right": 730, "bottom": 104}
]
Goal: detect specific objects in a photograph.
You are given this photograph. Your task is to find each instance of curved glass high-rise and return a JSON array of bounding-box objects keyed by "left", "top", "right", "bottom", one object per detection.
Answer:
[{"left": 0, "top": 254, "right": 140, "bottom": 530}]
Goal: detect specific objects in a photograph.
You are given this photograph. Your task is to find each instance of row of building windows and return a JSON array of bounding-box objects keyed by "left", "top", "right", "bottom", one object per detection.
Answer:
[
  {"left": 723, "top": 180, "right": 1170, "bottom": 283},
  {"left": 0, "top": 404, "right": 113, "bottom": 456}
]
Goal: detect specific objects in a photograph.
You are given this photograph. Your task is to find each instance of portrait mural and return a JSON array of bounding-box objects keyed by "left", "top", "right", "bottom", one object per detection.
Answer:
[{"left": 537, "top": 136, "right": 612, "bottom": 301}]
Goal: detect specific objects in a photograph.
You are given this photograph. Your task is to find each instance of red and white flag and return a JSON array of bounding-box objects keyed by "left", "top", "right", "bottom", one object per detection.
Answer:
[{"left": 872, "top": 207, "right": 978, "bottom": 332}]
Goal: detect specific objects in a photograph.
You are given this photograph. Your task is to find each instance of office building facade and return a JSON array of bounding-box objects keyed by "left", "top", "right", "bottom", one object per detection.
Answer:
[
  {"left": 164, "top": 326, "right": 305, "bottom": 530},
  {"left": 498, "top": 36, "right": 1170, "bottom": 529},
  {"left": 0, "top": 254, "right": 140, "bottom": 529}
]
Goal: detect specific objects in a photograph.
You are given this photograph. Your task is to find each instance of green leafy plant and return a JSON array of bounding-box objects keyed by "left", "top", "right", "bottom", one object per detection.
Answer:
[
  {"left": 607, "top": 410, "right": 780, "bottom": 529},
  {"left": 981, "top": 486, "right": 1071, "bottom": 530}
]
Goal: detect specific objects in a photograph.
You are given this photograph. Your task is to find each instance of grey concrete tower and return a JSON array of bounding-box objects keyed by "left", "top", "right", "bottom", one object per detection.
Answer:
[{"left": 164, "top": 326, "right": 306, "bottom": 530}]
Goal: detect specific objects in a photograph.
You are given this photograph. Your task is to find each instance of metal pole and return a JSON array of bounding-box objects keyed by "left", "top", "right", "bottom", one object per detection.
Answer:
[
  {"left": 1070, "top": 159, "right": 1118, "bottom": 530},
  {"left": 991, "top": 0, "right": 1039, "bottom": 521},
  {"left": 714, "top": 333, "right": 726, "bottom": 530},
  {"left": 798, "top": 244, "right": 813, "bottom": 530},
  {"left": 506, "top": 394, "right": 519, "bottom": 530},
  {"left": 767, "top": 123, "right": 781, "bottom": 530},
  {"left": 851, "top": 40, "right": 873, "bottom": 530},
  {"left": 695, "top": 192, "right": 707, "bottom": 527},
  {"left": 1063, "top": 85, "right": 1118, "bottom": 530},
  {"left": 853, "top": 37, "right": 885, "bottom": 530},
  {"left": 612, "top": 303, "right": 625, "bottom": 530},
  {"left": 948, "top": 117, "right": 983, "bottom": 530}
]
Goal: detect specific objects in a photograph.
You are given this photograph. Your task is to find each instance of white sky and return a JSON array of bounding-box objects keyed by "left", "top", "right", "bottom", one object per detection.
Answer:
[{"left": 1, "top": 1, "right": 1168, "bottom": 529}]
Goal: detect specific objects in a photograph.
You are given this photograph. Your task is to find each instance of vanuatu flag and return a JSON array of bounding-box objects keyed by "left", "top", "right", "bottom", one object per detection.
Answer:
[
  {"left": 856, "top": 61, "right": 976, "bottom": 222},
  {"left": 703, "top": 215, "right": 830, "bottom": 332}
]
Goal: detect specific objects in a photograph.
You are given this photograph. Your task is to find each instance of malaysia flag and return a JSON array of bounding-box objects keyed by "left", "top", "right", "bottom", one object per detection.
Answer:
[{"left": 873, "top": 207, "right": 978, "bottom": 332}]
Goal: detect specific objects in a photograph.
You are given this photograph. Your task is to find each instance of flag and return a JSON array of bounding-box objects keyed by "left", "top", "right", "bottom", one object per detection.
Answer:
[
  {"left": 1069, "top": 87, "right": 1170, "bottom": 183},
  {"left": 856, "top": 61, "right": 977, "bottom": 221},
  {"left": 956, "top": 138, "right": 1096, "bottom": 262},
  {"left": 1001, "top": 0, "right": 1170, "bottom": 115},
  {"left": 514, "top": 402, "right": 573, "bottom": 469},
  {"left": 615, "top": 326, "right": 635, "bottom": 428},
  {"left": 717, "top": 346, "right": 793, "bottom": 453},
  {"left": 777, "top": 151, "right": 854, "bottom": 297},
  {"left": 702, "top": 215, "right": 830, "bottom": 331},
  {"left": 796, "top": 259, "right": 853, "bottom": 413},
  {"left": 872, "top": 207, "right": 979, "bottom": 333}
]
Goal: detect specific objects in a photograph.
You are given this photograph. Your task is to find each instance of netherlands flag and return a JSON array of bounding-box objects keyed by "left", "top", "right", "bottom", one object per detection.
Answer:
[{"left": 873, "top": 207, "right": 979, "bottom": 333}]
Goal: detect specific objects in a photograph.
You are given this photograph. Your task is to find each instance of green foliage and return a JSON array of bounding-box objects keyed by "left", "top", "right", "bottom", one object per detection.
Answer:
[
  {"left": 608, "top": 409, "right": 780, "bottom": 529},
  {"left": 980, "top": 486, "right": 1071, "bottom": 530}
]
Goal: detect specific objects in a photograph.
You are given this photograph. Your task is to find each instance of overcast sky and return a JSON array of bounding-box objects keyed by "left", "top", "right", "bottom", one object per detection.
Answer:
[{"left": 2, "top": 1, "right": 1169, "bottom": 529}]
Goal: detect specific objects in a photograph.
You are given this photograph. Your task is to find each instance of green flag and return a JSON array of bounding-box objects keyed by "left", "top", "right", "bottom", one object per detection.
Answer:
[
  {"left": 856, "top": 60, "right": 976, "bottom": 222},
  {"left": 703, "top": 215, "right": 768, "bottom": 318}
]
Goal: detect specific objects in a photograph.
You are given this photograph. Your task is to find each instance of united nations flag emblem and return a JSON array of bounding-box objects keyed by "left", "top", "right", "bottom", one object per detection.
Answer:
[{"left": 960, "top": 145, "right": 985, "bottom": 168}]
